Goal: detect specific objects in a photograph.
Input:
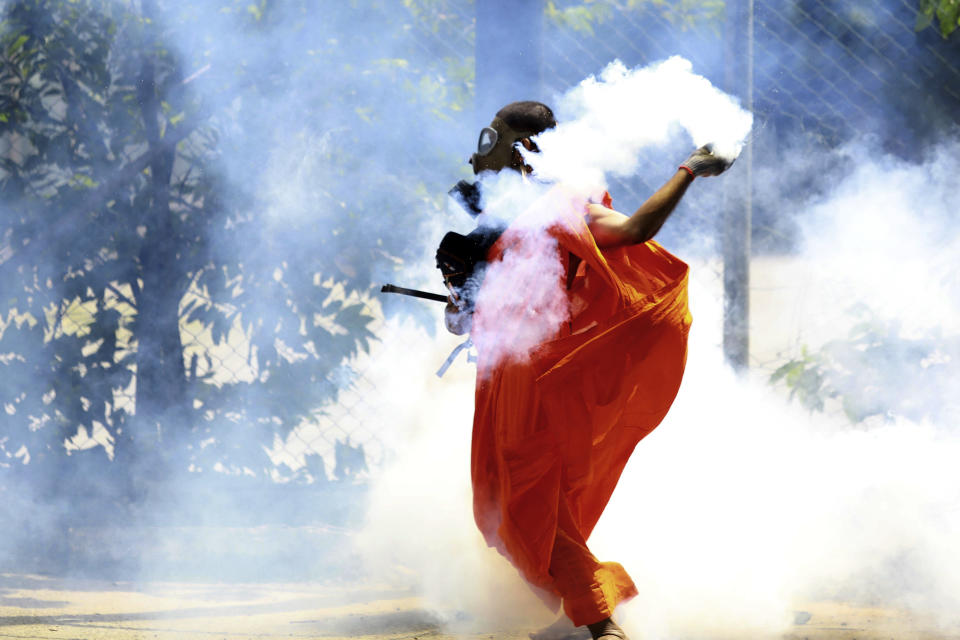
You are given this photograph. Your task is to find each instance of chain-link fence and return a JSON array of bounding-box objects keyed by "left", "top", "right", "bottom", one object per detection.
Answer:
[
  {"left": 747, "top": 0, "right": 960, "bottom": 393},
  {"left": 166, "top": 0, "right": 960, "bottom": 481},
  {"left": 3, "top": 0, "right": 958, "bottom": 503},
  {"left": 320, "top": 0, "right": 959, "bottom": 471}
]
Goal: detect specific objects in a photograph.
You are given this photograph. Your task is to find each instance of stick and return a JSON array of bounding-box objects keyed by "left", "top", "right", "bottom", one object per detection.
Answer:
[{"left": 380, "top": 284, "right": 448, "bottom": 303}]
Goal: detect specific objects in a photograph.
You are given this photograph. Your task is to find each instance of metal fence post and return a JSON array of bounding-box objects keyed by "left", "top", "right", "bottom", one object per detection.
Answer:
[
  {"left": 722, "top": 0, "right": 754, "bottom": 371},
  {"left": 475, "top": 0, "right": 544, "bottom": 126}
]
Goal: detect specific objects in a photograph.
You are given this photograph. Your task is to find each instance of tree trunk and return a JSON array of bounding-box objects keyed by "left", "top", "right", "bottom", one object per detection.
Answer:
[{"left": 128, "top": 14, "right": 189, "bottom": 476}]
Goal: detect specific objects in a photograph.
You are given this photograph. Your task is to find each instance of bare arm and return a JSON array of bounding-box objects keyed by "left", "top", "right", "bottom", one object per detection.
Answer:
[
  {"left": 585, "top": 169, "right": 694, "bottom": 249},
  {"left": 585, "top": 144, "right": 735, "bottom": 249}
]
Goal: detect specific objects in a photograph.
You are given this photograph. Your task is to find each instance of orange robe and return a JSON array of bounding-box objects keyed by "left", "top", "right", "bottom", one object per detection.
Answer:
[{"left": 469, "top": 192, "right": 691, "bottom": 625}]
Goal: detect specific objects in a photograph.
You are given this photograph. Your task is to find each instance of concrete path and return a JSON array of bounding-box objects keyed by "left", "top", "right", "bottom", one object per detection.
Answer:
[{"left": 1, "top": 573, "right": 957, "bottom": 640}]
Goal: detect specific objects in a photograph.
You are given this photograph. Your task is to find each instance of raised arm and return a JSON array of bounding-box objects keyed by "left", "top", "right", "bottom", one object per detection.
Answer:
[{"left": 585, "top": 145, "right": 733, "bottom": 249}]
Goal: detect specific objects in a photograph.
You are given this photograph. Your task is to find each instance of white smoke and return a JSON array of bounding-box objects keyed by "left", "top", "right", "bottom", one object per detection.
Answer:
[
  {"left": 592, "top": 193, "right": 960, "bottom": 636},
  {"left": 527, "top": 56, "right": 754, "bottom": 190},
  {"left": 355, "top": 318, "right": 556, "bottom": 632},
  {"left": 465, "top": 57, "right": 752, "bottom": 370},
  {"left": 358, "top": 56, "right": 960, "bottom": 639},
  {"left": 468, "top": 181, "right": 594, "bottom": 369},
  {"left": 795, "top": 140, "right": 960, "bottom": 335}
]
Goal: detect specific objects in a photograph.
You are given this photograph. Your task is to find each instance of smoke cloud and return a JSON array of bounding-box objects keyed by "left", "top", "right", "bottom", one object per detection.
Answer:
[
  {"left": 460, "top": 57, "right": 752, "bottom": 369},
  {"left": 528, "top": 56, "right": 754, "bottom": 189},
  {"left": 3, "top": 3, "right": 959, "bottom": 639},
  {"left": 358, "top": 63, "right": 960, "bottom": 640}
]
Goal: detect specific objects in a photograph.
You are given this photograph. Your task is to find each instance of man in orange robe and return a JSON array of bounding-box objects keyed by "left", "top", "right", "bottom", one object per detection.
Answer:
[{"left": 440, "top": 101, "right": 731, "bottom": 640}]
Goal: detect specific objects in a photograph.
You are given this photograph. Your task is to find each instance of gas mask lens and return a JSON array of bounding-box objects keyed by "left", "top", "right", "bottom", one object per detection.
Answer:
[{"left": 477, "top": 127, "right": 498, "bottom": 156}]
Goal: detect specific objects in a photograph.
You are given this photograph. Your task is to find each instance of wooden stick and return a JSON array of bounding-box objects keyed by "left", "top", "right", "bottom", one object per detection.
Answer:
[{"left": 380, "top": 284, "right": 448, "bottom": 303}]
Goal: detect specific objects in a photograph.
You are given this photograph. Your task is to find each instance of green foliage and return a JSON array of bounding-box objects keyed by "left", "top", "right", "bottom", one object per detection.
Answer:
[
  {"left": 0, "top": 0, "right": 472, "bottom": 483},
  {"left": 769, "top": 345, "right": 827, "bottom": 413},
  {"left": 916, "top": 0, "right": 960, "bottom": 38},
  {"left": 0, "top": 0, "right": 146, "bottom": 470},
  {"left": 545, "top": 0, "right": 724, "bottom": 35},
  {"left": 545, "top": 0, "right": 614, "bottom": 35},
  {"left": 770, "top": 306, "right": 959, "bottom": 425}
]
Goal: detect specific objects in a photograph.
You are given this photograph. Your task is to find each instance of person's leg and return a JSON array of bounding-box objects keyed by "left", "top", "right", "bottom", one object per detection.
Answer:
[
  {"left": 547, "top": 495, "right": 637, "bottom": 636},
  {"left": 585, "top": 617, "right": 627, "bottom": 640}
]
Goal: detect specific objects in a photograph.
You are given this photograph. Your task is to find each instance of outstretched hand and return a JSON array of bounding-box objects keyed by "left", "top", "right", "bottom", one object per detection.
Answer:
[{"left": 680, "top": 143, "right": 735, "bottom": 177}]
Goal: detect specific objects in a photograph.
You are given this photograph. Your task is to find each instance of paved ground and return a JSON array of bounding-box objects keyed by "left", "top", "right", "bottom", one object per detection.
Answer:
[
  {"left": 0, "top": 573, "right": 434, "bottom": 640},
  {"left": 2, "top": 573, "right": 959, "bottom": 640}
]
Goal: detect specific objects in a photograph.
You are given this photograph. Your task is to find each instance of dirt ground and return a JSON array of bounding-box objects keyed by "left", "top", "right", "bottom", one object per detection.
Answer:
[{"left": 1, "top": 573, "right": 958, "bottom": 640}]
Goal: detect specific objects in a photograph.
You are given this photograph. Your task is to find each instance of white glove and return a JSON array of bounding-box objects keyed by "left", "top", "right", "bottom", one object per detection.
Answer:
[{"left": 680, "top": 144, "right": 734, "bottom": 177}]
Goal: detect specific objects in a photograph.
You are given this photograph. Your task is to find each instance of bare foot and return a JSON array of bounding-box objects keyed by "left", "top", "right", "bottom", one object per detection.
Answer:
[
  {"left": 529, "top": 616, "right": 591, "bottom": 640},
  {"left": 586, "top": 617, "right": 627, "bottom": 640}
]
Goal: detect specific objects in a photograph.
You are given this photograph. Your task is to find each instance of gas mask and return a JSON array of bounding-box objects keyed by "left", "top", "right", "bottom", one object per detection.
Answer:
[
  {"left": 449, "top": 117, "right": 539, "bottom": 217},
  {"left": 469, "top": 116, "right": 536, "bottom": 175}
]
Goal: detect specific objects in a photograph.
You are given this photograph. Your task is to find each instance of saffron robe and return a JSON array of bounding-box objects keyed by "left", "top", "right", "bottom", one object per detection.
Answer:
[{"left": 469, "top": 192, "right": 691, "bottom": 625}]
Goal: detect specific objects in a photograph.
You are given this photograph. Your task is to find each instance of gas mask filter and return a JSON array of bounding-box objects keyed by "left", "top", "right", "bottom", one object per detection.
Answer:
[{"left": 449, "top": 179, "right": 483, "bottom": 216}]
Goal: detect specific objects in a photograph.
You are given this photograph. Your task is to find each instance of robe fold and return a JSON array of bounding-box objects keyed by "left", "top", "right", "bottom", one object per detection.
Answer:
[{"left": 469, "top": 191, "right": 691, "bottom": 625}]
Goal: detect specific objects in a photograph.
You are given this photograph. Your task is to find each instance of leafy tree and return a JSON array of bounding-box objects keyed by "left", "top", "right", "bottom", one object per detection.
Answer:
[
  {"left": 544, "top": 0, "right": 725, "bottom": 35},
  {"left": 0, "top": 0, "right": 154, "bottom": 485},
  {"left": 916, "top": 0, "right": 960, "bottom": 38},
  {"left": 770, "top": 306, "right": 960, "bottom": 425},
  {"left": 0, "top": 0, "right": 472, "bottom": 495},
  {"left": 544, "top": 0, "right": 726, "bottom": 36}
]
